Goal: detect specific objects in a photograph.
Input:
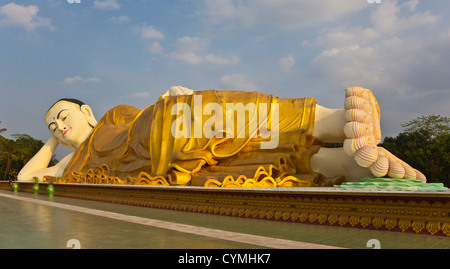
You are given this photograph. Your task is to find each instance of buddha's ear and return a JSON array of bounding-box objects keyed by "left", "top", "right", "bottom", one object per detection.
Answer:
[{"left": 80, "top": 104, "right": 97, "bottom": 127}]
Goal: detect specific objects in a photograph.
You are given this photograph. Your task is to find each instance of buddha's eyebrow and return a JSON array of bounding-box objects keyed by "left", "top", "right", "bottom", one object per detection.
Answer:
[
  {"left": 47, "top": 109, "right": 68, "bottom": 130},
  {"left": 57, "top": 109, "right": 68, "bottom": 119}
]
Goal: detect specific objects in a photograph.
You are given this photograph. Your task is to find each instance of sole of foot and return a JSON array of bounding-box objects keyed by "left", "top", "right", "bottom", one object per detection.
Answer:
[{"left": 342, "top": 86, "right": 426, "bottom": 182}]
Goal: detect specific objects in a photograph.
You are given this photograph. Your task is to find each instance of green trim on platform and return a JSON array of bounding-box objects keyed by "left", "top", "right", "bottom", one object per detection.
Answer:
[{"left": 334, "top": 178, "right": 448, "bottom": 191}]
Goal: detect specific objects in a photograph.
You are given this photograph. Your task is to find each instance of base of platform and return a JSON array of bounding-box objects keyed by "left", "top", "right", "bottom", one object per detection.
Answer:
[{"left": 1, "top": 181, "right": 449, "bottom": 237}]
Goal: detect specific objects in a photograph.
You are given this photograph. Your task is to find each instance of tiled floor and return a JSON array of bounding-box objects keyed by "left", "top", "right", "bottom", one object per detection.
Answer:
[{"left": 0, "top": 190, "right": 449, "bottom": 249}]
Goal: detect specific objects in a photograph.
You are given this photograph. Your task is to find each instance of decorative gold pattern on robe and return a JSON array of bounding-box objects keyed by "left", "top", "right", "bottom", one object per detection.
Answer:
[{"left": 61, "top": 90, "right": 320, "bottom": 187}]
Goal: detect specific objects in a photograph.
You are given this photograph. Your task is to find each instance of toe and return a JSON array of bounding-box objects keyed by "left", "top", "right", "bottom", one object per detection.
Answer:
[
  {"left": 345, "top": 86, "right": 370, "bottom": 99},
  {"left": 387, "top": 158, "right": 405, "bottom": 178},
  {"left": 378, "top": 147, "right": 422, "bottom": 180},
  {"left": 345, "top": 109, "right": 371, "bottom": 123},
  {"left": 344, "top": 96, "right": 372, "bottom": 111},
  {"left": 354, "top": 145, "right": 378, "bottom": 167},
  {"left": 370, "top": 152, "right": 389, "bottom": 177},
  {"left": 344, "top": 122, "right": 374, "bottom": 138},
  {"left": 414, "top": 169, "right": 427, "bottom": 183},
  {"left": 344, "top": 136, "right": 377, "bottom": 157},
  {"left": 401, "top": 162, "right": 417, "bottom": 179},
  {"left": 357, "top": 136, "right": 377, "bottom": 149}
]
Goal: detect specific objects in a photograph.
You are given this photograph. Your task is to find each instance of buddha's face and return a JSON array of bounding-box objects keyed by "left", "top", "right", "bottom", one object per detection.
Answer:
[{"left": 45, "top": 101, "right": 97, "bottom": 148}]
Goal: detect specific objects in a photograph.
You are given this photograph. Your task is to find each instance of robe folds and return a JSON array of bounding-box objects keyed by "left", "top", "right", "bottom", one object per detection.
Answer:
[{"left": 62, "top": 90, "right": 321, "bottom": 186}]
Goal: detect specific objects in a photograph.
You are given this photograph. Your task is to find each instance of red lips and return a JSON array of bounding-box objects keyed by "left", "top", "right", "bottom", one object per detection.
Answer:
[{"left": 63, "top": 128, "right": 71, "bottom": 137}]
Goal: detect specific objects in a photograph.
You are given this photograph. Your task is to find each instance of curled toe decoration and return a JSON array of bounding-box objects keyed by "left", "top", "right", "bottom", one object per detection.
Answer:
[
  {"left": 354, "top": 145, "right": 378, "bottom": 167},
  {"left": 344, "top": 96, "right": 371, "bottom": 111},
  {"left": 387, "top": 158, "right": 405, "bottom": 179},
  {"left": 370, "top": 153, "right": 389, "bottom": 177},
  {"left": 345, "top": 86, "right": 370, "bottom": 99},
  {"left": 344, "top": 136, "right": 376, "bottom": 156},
  {"left": 414, "top": 169, "right": 427, "bottom": 183},
  {"left": 401, "top": 162, "right": 417, "bottom": 179},
  {"left": 343, "top": 86, "right": 382, "bottom": 145},
  {"left": 345, "top": 109, "right": 371, "bottom": 123},
  {"left": 354, "top": 136, "right": 376, "bottom": 150},
  {"left": 344, "top": 122, "right": 373, "bottom": 138},
  {"left": 378, "top": 147, "right": 425, "bottom": 181}
]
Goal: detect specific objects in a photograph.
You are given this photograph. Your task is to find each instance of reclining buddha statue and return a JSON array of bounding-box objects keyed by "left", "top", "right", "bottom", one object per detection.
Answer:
[{"left": 17, "top": 86, "right": 426, "bottom": 187}]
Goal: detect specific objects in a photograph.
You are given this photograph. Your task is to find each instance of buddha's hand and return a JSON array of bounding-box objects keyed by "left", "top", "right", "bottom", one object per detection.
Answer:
[
  {"left": 55, "top": 136, "right": 77, "bottom": 151},
  {"left": 46, "top": 135, "right": 60, "bottom": 147},
  {"left": 161, "top": 86, "right": 194, "bottom": 99}
]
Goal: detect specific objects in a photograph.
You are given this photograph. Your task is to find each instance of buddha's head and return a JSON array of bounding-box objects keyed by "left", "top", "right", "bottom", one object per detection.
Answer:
[{"left": 45, "top": 98, "right": 97, "bottom": 149}]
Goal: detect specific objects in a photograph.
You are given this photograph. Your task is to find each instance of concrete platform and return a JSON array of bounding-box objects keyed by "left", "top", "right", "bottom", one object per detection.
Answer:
[
  {"left": 0, "top": 187, "right": 449, "bottom": 249},
  {"left": 2, "top": 181, "right": 448, "bottom": 237}
]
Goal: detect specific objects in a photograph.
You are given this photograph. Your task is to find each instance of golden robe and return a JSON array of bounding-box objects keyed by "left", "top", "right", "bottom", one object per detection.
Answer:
[{"left": 62, "top": 90, "right": 321, "bottom": 187}]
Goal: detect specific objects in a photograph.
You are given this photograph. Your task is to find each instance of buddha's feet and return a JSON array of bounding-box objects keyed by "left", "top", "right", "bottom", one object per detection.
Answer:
[{"left": 343, "top": 86, "right": 426, "bottom": 182}]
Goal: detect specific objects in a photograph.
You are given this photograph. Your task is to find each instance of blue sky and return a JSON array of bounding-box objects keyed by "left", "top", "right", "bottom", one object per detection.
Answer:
[{"left": 1, "top": 0, "right": 449, "bottom": 158}]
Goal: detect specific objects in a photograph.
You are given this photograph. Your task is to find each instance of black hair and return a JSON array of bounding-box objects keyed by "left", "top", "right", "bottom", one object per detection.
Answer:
[{"left": 46, "top": 98, "right": 86, "bottom": 115}]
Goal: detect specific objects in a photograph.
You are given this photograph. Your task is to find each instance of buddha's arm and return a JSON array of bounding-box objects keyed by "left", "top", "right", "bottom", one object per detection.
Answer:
[
  {"left": 160, "top": 86, "right": 194, "bottom": 99},
  {"left": 17, "top": 136, "right": 73, "bottom": 181}
]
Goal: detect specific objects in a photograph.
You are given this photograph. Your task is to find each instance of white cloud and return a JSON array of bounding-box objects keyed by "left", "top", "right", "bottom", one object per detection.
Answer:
[
  {"left": 135, "top": 25, "right": 165, "bottom": 55},
  {"left": 370, "top": 0, "right": 439, "bottom": 36},
  {"left": 169, "top": 36, "right": 206, "bottom": 64},
  {"left": 317, "top": 30, "right": 360, "bottom": 49},
  {"left": 62, "top": 76, "right": 83, "bottom": 84},
  {"left": 129, "top": 92, "right": 151, "bottom": 99},
  {"left": 310, "top": 0, "right": 444, "bottom": 94},
  {"left": 169, "top": 36, "right": 239, "bottom": 65},
  {"left": 171, "top": 51, "right": 204, "bottom": 65},
  {"left": 204, "top": 54, "right": 240, "bottom": 65},
  {"left": 220, "top": 74, "right": 258, "bottom": 90},
  {"left": 0, "top": 3, "right": 55, "bottom": 31},
  {"left": 111, "top": 15, "right": 129, "bottom": 23},
  {"left": 94, "top": 0, "right": 120, "bottom": 10},
  {"left": 172, "top": 36, "right": 208, "bottom": 54},
  {"left": 83, "top": 77, "right": 102, "bottom": 83},
  {"left": 140, "top": 25, "right": 164, "bottom": 40},
  {"left": 149, "top": 42, "right": 164, "bottom": 53},
  {"left": 312, "top": 45, "right": 382, "bottom": 88},
  {"left": 202, "top": 0, "right": 367, "bottom": 29},
  {"left": 61, "top": 76, "right": 102, "bottom": 85},
  {"left": 278, "top": 56, "right": 295, "bottom": 73}
]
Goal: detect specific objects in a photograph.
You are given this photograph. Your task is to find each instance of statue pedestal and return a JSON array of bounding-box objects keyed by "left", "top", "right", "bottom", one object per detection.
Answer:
[{"left": 2, "top": 181, "right": 448, "bottom": 237}]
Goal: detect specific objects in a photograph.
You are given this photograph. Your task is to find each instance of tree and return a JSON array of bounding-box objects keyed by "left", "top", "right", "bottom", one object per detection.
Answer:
[
  {"left": 380, "top": 115, "right": 450, "bottom": 187},
  {"left": 0, "top": 127, "right": 59, "bottom": 180},
  {"left": 0, "top": 138, "right": 20, "bottom": 181},
  {"left": 0, "top": 121, "right": 6, "bottom": 135},
  {"left": 401, "top": 114, "right": 449, "bottom": 138}
]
